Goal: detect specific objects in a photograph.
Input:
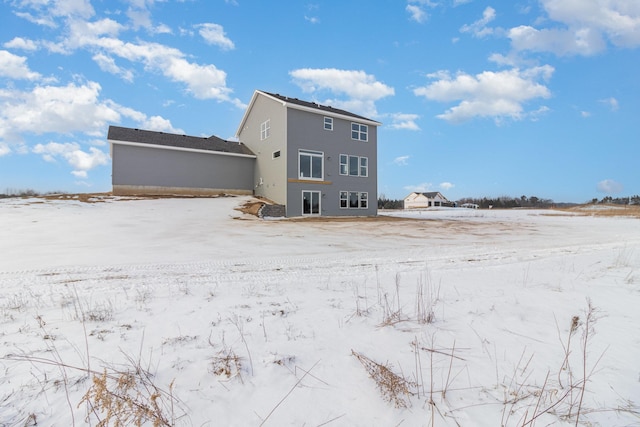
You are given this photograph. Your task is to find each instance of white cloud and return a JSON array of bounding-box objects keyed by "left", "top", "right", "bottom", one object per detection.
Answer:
[
  {"left": 0, "top": 142, "right": 10, "bottom": 157},
  {"left": 141, "top": 116, "right": 184, "bottom": 133},
  {"left": 597, "top": 179, "right": 623, "bottom": 194},
  {"left": 290, "top": 68, "right": 394, "bottom": 118},
  {"left": 305, "top": 16, "right": 320, "bottom": 24},
  {"left": 0, "top": 50, "right": 42, "bottom": 80},
  {"left": 0, "top": 82, "right": 119, "bottom": 141},
  {"left": 508, "top": 0, "right": 640, "bottom": 56},
  {"left": 86, "top": 38, "right": 239, "bottom": 104},
  {"left": 508, "top": 25, "right": 606, "bottom": 56},
  {"left": 393, "top": 156, "right": 410, "bottom": 166},
  {"left": 12, "top": 2, "right": 241, "bottom": 106},
  {"left": 581, "top": 110, "right": 591, "bottom": 118},
  {"left": 3, "top": 37, "right": 38, "bottom": 51},
  {"left": 406, "top": 5, "right": 428, "bottom": 23},
  {"left": 0, "top": 80, "right": 181, "bottom": 144},
  {"left": 600, "top": 96, "right": 619, "bottom": 111},
  {"left": 52, "top": 0, "right": 95, "bottom": 19},
  {"left": 92, "top": 53, "right": 134, "bottom": 81},
  {"left": 32, "top": 142, "right": 109, "bottom": 177},
  {"left": 439, "top": 182, "right": 455, "bottom": 191},
  {"left": 386, "top": 113, "right": 421, "bottom": 131},
  {"left": 14, "top": 11, "right": 57, "bottom": 28},
  {"left": 197, "top": 23, "right": 235, "bottom": 50},
  {"left": 460, "top": 6, "right": 496, "bottom": 37},
  {"left": 413, "top": 66, "right": 553, "bottom": 123},
  {"left": 127, "top": 7, "right": 152, "bottom": 30}
]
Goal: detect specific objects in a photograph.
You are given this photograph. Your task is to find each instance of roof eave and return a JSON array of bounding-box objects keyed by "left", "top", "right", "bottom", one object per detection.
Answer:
[
  {"left": 285, "top": 102, "right": 381, "bottom": 126},
  {"left": 109, "top": 139, "right": 256, "bottom": 159}
]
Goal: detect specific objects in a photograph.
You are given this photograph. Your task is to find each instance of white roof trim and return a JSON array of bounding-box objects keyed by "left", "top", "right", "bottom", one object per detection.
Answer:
[{"left": 109, "top": 139, "right": 257, "bottom": 159}]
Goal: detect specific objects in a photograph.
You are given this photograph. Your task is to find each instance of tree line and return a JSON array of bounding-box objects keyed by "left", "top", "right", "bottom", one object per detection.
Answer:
[
  {"left": 591, "top": 195, "right": 640, "bottom": 205},
  {"left": 379, "top": 194, "right": 556, "bottom": 209},
  {"left": 379, "top": 194, "right": 640, "bottom": 210}
]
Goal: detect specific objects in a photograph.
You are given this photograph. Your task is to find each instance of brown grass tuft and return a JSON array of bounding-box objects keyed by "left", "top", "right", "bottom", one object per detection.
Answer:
[{"left": 352, "top": 350, "right": 416, "bottom": 408}]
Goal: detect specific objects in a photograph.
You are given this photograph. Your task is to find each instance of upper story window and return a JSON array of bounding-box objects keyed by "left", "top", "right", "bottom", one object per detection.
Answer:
[
  {"left": 324, "top": 117, "right": 333, "bottom": 131},
  {"left": 260, "top": 119, "right": 270, "bottom": 140},
  {"left": 299, "top": 149, "right": 323, "bottom": 180},
  {"left": 351, "top": 123, "right": 368, "bottom": 142},
  {"left": 339, "top": 154, "right": 368, "bottom": 177}
]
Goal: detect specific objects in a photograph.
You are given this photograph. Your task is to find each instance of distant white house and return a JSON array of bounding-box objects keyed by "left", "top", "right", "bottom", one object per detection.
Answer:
[{"left": 404, "top": 192, "right": 450, "bottom": 209}]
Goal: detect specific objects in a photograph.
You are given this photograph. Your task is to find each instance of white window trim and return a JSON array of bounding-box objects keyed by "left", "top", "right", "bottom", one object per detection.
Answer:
[
  {"left": 302, "top": 190, "right": 321, "bottom": 215},
  {"left": 260, "top": 119, "right": 270, "bottom": 140},
  {"left": 339, "top": 191, "right": 348, "bottom": 209},
  {"left": 351, "top": 123, "right": 368, "bottom": 142},
  {"left": 298, "top": 149, "right": 324, "bottom": 180},
  {"left": 339, "top": 154, "right": 368, "bottom": 177},
  {"left": 324, "top": 117, "right": 333, "bottom": 131},
  {"left": 341, "top": 191, "right": 368, "bottom": 209}
]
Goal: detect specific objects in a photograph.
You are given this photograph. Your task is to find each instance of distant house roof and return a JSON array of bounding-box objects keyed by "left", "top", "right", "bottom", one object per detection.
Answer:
[
  {"left": 405, "top": 192, "right": 448, "bottom": 200},
  {"left": 419, "top": 192, "right": 445, "bottom": 199},
  {"left": 108, "top": 126, "right": 255, "bottom": 157}
]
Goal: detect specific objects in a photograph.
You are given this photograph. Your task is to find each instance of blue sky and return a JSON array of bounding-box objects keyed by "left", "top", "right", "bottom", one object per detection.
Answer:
[{"left": 1, "top": 0, "right": 638, "bottom": 202}]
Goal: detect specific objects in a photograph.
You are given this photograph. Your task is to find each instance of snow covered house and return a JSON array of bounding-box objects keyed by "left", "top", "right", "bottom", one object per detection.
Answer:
[
  {"left": 404, "top": 191, "right": 450, "bottom": 209},
  {"left": 109, "top": 90, "right": 381, "bottom": 217}
]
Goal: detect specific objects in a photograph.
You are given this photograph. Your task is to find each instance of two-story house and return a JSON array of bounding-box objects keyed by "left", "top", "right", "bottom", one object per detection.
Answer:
[
  {"left": 109, "top": 89, "right": 380, "bottom": 217},
  {"left": 236, "top": 91, "right": 380, "bottom": 217}
]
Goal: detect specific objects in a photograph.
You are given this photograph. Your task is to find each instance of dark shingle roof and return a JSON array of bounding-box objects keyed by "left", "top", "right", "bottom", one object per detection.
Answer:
[
  {"left": 420, "top": 192, "right": 447, "bottom": 199},
  {"left": 260, "top": 91, "right": 380, "bottom": 124},
  {"left": 107, "top": 126, "right": 255, "bottom": 156}
]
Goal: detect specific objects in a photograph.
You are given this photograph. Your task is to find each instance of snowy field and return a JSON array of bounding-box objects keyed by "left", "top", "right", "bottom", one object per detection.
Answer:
[{"left": 1, "top": 195, "right": 639, "bottom": 426}]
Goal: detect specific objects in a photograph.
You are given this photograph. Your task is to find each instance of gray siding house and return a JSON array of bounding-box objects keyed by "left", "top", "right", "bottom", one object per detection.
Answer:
[
  {"left": 237, "top": 91, "right": 380, "bottom": 217},
  {"left": 109, "top": 90, "right": 381, "bottom": 217},
  {"left": 109, "top": 126, "right": 256, "bottom": 196}
]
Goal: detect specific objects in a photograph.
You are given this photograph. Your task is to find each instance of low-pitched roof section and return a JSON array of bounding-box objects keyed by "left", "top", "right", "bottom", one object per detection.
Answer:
[
  {"left": 108, "top": 126, "right": 255, "bottom": 157},
  {"left": 235, "top": 90, "right": 382, "bottom": 137},
  {"left": 405, "top": 192, "right": 448, "bottom": 200}
]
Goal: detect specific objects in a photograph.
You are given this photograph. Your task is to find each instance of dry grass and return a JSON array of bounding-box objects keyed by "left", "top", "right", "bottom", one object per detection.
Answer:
[
  {"left": 560, "top": 204, "right": 640, "bottom": 218},
  {"left": 80, "top": 369, "right": 177, "bottom": 427},
  {"left": 351, "top": 350, "right": 416, "bottom": 408}
]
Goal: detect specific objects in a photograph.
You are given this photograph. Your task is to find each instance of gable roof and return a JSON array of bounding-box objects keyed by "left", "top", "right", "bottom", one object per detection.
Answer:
[
  {"left": 108, "top": 126, "right": 255, "bottom": 157},
  {"left": 406, "top": 191, "right": 448, "bottom": 200},
  {"left": 236, "top": 90, "right": 381, "bottom": 136}
]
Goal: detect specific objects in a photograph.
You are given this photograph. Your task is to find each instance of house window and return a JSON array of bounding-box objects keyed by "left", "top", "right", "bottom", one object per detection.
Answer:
[
  {"left": 349, "top": 156, "right": 359, "bottom": 176},
  {"left": 324, "top": 117, "right": 333, "bottom": 131},
  {"left": 351, "top": 123, "right": 368, "bottom": 141},
  {"left": 302, "top": 191, "right": 321, "bottom": 215},
  {"left": 340, "top": 191, "right": 348, "bottom": 208},
  {"left": 339, "top": 154, "right": 348, "bottom": 175},
  {"left": 360, "top": 157, "right": 368, "bottom": 177},
  {"left": 341, "top": 191, "right": 368, "bottom": 209},
  {"left": 272, "top": 150, "right": 281, "bottom": 159},
  {"left": 298, "top": 149, "right": 323, "bottom": 180},
  {"left": 339, "top": 154, "right": 368, "bottom": 177},
  {"left": 260, "top": 119, "right": 270, "bottom": 140},
  {"left": 349, "top": 191, "right": 359, "bottom": 208},
  {"left": 360, "top": 192, "right": 368, "bottom": 208}
]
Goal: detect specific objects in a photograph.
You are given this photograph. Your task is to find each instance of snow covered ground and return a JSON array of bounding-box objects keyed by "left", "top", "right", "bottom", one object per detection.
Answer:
[{"left": 1, "top": 195, "right": 639, "bottom": 426}]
